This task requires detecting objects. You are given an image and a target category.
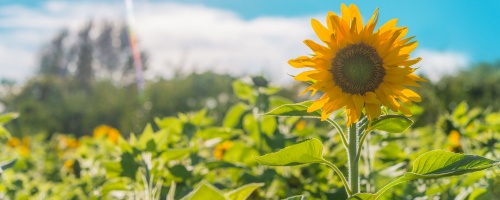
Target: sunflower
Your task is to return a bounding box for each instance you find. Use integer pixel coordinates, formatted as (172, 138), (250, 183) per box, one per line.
(289, 3), (426, 125)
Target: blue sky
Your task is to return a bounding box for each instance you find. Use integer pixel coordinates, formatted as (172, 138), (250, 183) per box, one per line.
(0, 0), (499, 82)
(170, 0), (500, 63)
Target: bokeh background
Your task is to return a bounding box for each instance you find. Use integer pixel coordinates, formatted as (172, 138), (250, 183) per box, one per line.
(0, 0), (499, 136)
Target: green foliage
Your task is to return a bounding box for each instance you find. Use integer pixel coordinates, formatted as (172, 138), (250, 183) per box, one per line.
(1, 73), (500, 200)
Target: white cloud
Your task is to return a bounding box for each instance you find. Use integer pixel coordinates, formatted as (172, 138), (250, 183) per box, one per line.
(414, 49), (469, 82)
(0, 1), (315, 83)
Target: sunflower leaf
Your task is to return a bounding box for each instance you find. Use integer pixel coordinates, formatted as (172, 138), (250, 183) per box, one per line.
(406, 150), (500, 179)
(369, 150), (500, 199)
(254, 138), (324, 166)
(264, 101), (318, 118)
(369, 115), (412, 133)
(180, 183), (227, 200)
(225, 183), (264, 200)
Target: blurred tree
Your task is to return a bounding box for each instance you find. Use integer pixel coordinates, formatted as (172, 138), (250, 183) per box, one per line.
(75, 22), (94, 86)
(38, 29), (69, 77)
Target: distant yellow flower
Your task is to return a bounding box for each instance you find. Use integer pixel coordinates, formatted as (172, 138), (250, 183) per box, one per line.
(290, 3), (426, 125)
(93, 125), (121, 144)
(214, 141), (232, 160)
(295, 120), (307, 131)
(64, 159), (75, 173)
(448, 130), (463, 153)
(7, 137), (20, 147)
(7, 137), (30, 156)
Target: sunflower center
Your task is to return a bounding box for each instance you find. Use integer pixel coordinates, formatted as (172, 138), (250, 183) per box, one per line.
(331, 43), (385, 94)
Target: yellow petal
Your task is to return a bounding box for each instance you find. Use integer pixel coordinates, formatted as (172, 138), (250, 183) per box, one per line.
(364, 92), (380, 104)
(365, 103), (381, 121)
(326, 11), (337, 32)
(400, 41), (418, 54)
(308, 95), (329, 112)
(407, 73), (427, 82)
(294, 70), (317, 81)
(401, 57), (422, 67)
(311, 19), (331, 43)
(379, 19), (398, 33)
(349, 4), (363, 32)
(304, 39), (331, 56)
(352, 94), (365, 117)
(340, 3), (351, 25)
(288, 56), (315, 68)
(331, 15), (351, 42)
(398, 104), (412, 116)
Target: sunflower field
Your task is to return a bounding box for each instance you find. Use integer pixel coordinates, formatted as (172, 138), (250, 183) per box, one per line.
(1, 2), (500, 200)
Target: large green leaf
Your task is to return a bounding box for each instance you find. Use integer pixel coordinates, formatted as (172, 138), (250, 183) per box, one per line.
(254, 138), (324, 166)
(406, 150), (499, 179)
(225, 183), (264, 200)
(181, 183), (227, 200)
(264, 101), (318, 117)
(356, 150), (500, 200)
(368, 115), (413, 133)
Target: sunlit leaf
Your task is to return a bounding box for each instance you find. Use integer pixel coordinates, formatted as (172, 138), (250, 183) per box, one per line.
(233, 80), (255, 102)
(225, 183), (264, 200)
(370, 150), (500, 199)
(160, 148), (190, 162)
(269, 96), (293, 109)
(0, 112), (19, 124)
(155, 117), (183, 134)
(196, 127), (242, 140)
(369, 115), (413, 133)
(406, 150), (499, 179)
(264, 101), (318, 118)
(261, 116), (277, 137)
(101, 178), (129, 196)
(255, 138), (324, 166)
(180, 183), (227, 200)
(223, 103), (248, 128)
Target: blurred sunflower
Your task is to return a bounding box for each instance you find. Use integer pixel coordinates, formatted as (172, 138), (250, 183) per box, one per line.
(7, 137), (30, 157)
(93, 125), (121, 144)
(214, 141), (232, 160)
(289, 3), (426, 125)
(448, 130), (463, 153)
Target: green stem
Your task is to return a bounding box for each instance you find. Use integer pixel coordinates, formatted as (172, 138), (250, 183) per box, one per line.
(348, 122), (359, 194)
(322, 159), (352, 196)
(327, 119), (348, 151)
